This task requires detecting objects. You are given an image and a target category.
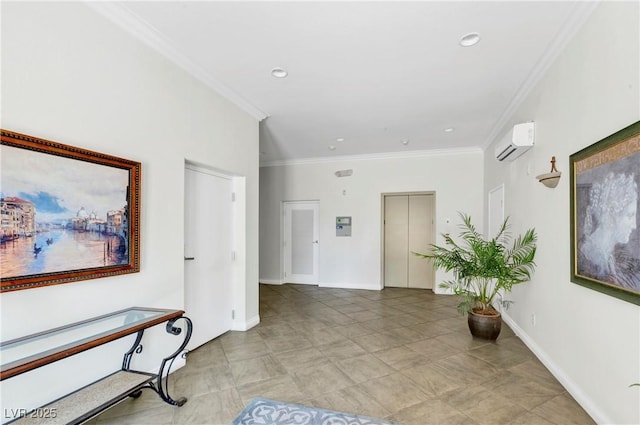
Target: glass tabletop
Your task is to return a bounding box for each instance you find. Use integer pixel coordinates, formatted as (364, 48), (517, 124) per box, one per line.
(0, 307), (183, 380)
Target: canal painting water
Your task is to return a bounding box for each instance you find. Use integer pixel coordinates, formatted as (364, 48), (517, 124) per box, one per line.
(1, 229), (126, 279)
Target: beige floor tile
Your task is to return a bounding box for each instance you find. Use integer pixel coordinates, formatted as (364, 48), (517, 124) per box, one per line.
(172, 363), (236, 397)
(336, 385), (393, 419)
(431, 352), (500, 386)
(235, 374), (307, 405)
(468, 339), (534, 369)
(508, 359), (567, 394)
(347, 309), (387, 322)
(272, 346), (330, 372)
(530, 393), (596, 424)
(434, 315), (469, 330)
(360, 316), (407, 332)
(404, 337), (460, 360)
(434, 331), (493, 352)
(317, 338), (368, 360)
(442, 384), (528, 425)
(351, 331), (408, 353)
(401, 363), (465, 397)
(183, 341), (228, 369)
(359, 372), (430, 411)
(262, 332), (313, 353)
(333, 322), (376, 339)
(488, 372), (563, 410)
(506, 411), (556, 425)
(331, 303), (370, 315)
(228, 354), (287, 386)
(389, 399), (478, 425)
(320, 296), (358, 307)
(407, 321), (452, 339)
(334, 353), (396, 383)
(254, 323), (298, 338)
(395, 302), (435, 315)
(304, 327), (350, 346)
(374, 346), (429, 371)
(218, 330), (263, 350)
(222, 340), (271, 362)
(291, 362), (356, 398)
(287, 319), (329, 334)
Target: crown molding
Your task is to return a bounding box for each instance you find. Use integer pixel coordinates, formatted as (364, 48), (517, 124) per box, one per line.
(86, 2), (269, 122)
(482, 1), (600, 149)
(260, 146), (483, 167)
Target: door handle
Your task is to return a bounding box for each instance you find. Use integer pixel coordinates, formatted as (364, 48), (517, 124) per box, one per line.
(313, 240), (319, 244)
(184, 256), (195, 261)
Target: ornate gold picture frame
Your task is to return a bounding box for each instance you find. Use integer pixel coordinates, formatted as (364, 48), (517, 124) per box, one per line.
(1, 130), (141, 292)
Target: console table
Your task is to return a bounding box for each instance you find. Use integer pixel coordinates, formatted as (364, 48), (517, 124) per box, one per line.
(0, 307), (193, 424)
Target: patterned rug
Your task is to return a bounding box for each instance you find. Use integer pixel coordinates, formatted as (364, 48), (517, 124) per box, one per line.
(232, 397), (401, 425)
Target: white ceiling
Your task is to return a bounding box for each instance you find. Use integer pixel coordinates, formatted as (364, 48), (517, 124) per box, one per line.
(93, 1), (597, 165)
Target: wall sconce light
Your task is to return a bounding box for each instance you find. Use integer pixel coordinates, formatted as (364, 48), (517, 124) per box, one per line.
(536, 156), (562, 188)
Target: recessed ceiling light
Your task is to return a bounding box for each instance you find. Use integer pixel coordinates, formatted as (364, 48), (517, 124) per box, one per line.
(336, 138), (345, 142)
(444, 127), (455, 133)
(328, 145), (336, 151)
(459, 32), (481, 47)
(401, 139), (410, 146)
(271, 67), (288, 78)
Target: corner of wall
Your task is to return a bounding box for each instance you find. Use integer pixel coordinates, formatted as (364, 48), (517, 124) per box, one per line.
(231, 315), (260, 331)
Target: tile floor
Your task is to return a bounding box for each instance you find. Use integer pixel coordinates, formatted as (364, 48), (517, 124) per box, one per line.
(92, 284), (595, 425)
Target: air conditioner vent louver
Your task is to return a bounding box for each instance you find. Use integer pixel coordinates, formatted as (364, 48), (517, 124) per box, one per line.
(496, 146), (517, 161)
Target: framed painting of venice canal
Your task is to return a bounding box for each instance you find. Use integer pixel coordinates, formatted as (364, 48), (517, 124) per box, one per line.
(1, 130), (140, 292)
(570, 120), (640, 305)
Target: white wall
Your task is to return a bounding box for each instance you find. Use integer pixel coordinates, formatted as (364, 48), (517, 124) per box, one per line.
(484, 2), (640, 424)
(260, 150), (484, 290)
(0, 2), (259, 417)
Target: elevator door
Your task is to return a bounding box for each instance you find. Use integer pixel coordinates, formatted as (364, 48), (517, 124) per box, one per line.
(384, 194), (435, 289)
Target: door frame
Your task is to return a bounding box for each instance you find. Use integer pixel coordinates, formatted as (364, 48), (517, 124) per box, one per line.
(380, 191), (436, 289)
(282, 200), (320, 284)
(184, 160), (248, 331)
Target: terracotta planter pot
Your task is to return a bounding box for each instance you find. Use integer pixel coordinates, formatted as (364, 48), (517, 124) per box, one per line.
(467, 309), (502, 340)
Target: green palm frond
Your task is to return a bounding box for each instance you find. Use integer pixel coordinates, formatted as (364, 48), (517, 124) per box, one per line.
(416, 212), (537, 315)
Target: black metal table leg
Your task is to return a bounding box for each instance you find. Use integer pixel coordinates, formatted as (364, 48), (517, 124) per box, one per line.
(122, 330), (144, 371)
(150, 316), (193, 406)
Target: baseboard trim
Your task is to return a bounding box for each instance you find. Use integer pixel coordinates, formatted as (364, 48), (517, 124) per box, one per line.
(231, 314), (260, 331)
(319, 282), (383, 291)
(501, 313), (606, 424)
(259, 279), (284, 285)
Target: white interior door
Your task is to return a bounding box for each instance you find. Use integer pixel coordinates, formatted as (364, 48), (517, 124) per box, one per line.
(284, 201), (319, 284)
(384, 194), (435, 289)
(184, 165), (233, 351)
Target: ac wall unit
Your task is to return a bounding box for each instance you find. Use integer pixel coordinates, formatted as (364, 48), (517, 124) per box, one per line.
(494, 122), (535, 161)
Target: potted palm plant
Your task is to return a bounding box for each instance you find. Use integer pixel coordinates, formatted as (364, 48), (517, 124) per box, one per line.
(415, 212), (537, 340)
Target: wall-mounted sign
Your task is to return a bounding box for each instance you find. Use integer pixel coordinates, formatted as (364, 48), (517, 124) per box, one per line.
(336, 216), (352, 237)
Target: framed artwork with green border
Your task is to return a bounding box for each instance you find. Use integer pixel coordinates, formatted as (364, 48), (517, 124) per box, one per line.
(570, 120), (640, 305)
